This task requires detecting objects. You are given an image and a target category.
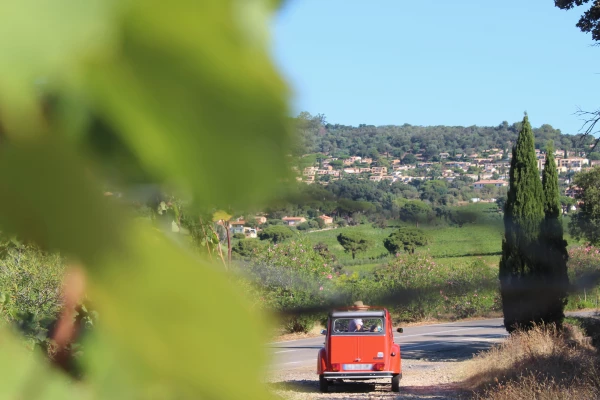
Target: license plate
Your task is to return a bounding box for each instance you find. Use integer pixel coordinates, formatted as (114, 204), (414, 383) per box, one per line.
(342, 364), (373, 371)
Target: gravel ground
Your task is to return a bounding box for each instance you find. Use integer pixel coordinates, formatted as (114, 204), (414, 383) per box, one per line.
(266, 359), (471, 400)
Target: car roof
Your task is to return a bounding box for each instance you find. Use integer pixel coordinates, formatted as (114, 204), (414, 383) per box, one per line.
(330, 310), (386, 318)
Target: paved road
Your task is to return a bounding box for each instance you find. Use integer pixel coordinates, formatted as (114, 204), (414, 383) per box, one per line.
(267, 311), (599, 371)
(268, 318), (508, 371)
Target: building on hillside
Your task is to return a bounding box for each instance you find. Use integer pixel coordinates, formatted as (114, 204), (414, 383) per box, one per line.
(230, 220), (245, 234)
(344, 168), (359, 174)
(439, 152), (450, 159)
(473, 180), (508, 189)
(591, 160), (600, 167)
(304, 175), (315, 184)
(362, 157), (373, 164)
(303, 167), (317, 176)
(282, 216), (307, 226)
(255, 216), (267, 224)
(369, 175), (383, 182)
(243, 227), (257, 238)
(318, 215), (333, 225)
(371, 167), (387, 175)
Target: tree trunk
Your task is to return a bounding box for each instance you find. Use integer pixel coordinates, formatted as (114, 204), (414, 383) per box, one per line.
(225, 222), (232, 269)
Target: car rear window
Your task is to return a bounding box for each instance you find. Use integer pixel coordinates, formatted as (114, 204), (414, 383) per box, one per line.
(332, 317), (384, 334)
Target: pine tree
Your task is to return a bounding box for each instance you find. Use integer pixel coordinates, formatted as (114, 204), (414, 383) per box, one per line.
(499, 114), (545, 332)
(539, 141), (569, 327)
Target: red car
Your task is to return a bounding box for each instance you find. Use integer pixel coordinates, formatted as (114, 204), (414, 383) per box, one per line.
(317, 304), (403, 392)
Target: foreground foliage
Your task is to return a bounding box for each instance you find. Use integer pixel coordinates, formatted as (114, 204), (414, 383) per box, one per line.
(0, 0), (292, 398)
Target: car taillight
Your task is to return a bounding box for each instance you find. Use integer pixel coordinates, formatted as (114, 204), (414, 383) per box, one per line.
(331, 363), (341, 372)
(373, 363), (385, 371)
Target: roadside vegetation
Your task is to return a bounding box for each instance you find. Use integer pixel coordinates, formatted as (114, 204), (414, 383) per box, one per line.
(463, 320), (600, 399)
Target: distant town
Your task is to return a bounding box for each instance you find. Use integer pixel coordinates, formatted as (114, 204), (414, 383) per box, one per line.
(296, 148), (597, 200)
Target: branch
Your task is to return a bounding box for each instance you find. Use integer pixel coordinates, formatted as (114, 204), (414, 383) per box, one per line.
(574, 106), (600, 153)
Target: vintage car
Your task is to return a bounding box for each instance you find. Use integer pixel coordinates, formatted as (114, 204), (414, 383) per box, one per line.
(316, 305), (403, 392)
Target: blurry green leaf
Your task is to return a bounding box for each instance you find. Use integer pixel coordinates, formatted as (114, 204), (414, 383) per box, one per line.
(213, 211), (232, 222)
(85, 221), (275, 399)
(0, 328), (87, 399)
(0, 139), (124, 264)
(86, 0), (292, 209)
(0, 0), (116, 133)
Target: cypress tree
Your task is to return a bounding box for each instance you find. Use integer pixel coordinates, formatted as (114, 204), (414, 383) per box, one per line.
(539, 141), (569, 327)
(499, 114), (545, 332)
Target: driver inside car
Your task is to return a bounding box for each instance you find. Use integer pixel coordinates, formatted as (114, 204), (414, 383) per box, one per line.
(348, 318), (363, 332)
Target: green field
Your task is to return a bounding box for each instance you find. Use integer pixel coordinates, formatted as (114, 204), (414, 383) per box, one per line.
(302, 203), (583, 276)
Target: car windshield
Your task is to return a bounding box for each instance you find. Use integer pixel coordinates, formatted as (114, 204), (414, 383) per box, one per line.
(332, 317), (384, 334)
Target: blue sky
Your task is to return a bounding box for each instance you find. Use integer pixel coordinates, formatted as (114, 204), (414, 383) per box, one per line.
(271, 0), (600, 134)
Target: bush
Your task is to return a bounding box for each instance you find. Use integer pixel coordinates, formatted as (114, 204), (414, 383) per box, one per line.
(368, 253), (500, 322)
(258, 225), (295, 243)
(0, 239), (75, 349)
(232, 239), (264, 259)
(246, 238), (336, 333)
(566, 245), (600, 310)
(295, 222), (310, 231)
(232, 233), (246, 240)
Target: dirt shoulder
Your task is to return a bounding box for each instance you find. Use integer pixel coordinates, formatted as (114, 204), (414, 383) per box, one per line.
(267, 359), (471, 399)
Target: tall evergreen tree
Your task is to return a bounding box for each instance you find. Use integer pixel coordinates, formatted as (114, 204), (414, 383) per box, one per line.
(539, 141), (569, 327)
(499, 114), (545, 332)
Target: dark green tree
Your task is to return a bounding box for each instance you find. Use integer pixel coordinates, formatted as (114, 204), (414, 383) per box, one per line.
(336, 232), (372, 259)
(555, 0), (600, 41)
(499, 114), (546, 332)
(383, 227), (429, 254)
(399, 200), (433, 227)
(569, 166), (600, 245)
(538, 141), (569, 328)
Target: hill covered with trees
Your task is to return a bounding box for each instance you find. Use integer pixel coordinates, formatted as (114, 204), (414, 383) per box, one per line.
(292, 112), (597, 161)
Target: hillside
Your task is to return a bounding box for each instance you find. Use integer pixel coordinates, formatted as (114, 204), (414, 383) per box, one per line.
(293, 112), (597, 160)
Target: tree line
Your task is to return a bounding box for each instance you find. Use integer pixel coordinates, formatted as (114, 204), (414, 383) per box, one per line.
(292, 111), (598, 161)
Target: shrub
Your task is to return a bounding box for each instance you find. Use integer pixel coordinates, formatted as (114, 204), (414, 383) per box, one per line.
(258, 225), (295, 243)
(232, 239), (264, 259)
(295, 222), (310, 231)
(246, 238), (336, 333)
(0, 240), (66, 342)
(566, 245), (600, 309)
(232, 233), (246, 240)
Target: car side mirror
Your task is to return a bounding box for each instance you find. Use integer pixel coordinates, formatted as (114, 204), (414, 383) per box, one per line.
(396, 328), (403, 333)
(321, 329), (327, 335)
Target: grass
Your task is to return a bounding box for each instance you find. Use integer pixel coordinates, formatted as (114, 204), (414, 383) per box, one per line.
(303, 224), (394, 264)
(462, 323), (600, 399)
(303, 215), (505, 272)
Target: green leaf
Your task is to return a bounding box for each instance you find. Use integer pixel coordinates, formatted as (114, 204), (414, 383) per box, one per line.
(0, 0), (116, 133)
(0, 139), (124, 264)
(84, 0), (292, 209)
(0, 328), (87, 399)
(84, 221), (275, 399)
